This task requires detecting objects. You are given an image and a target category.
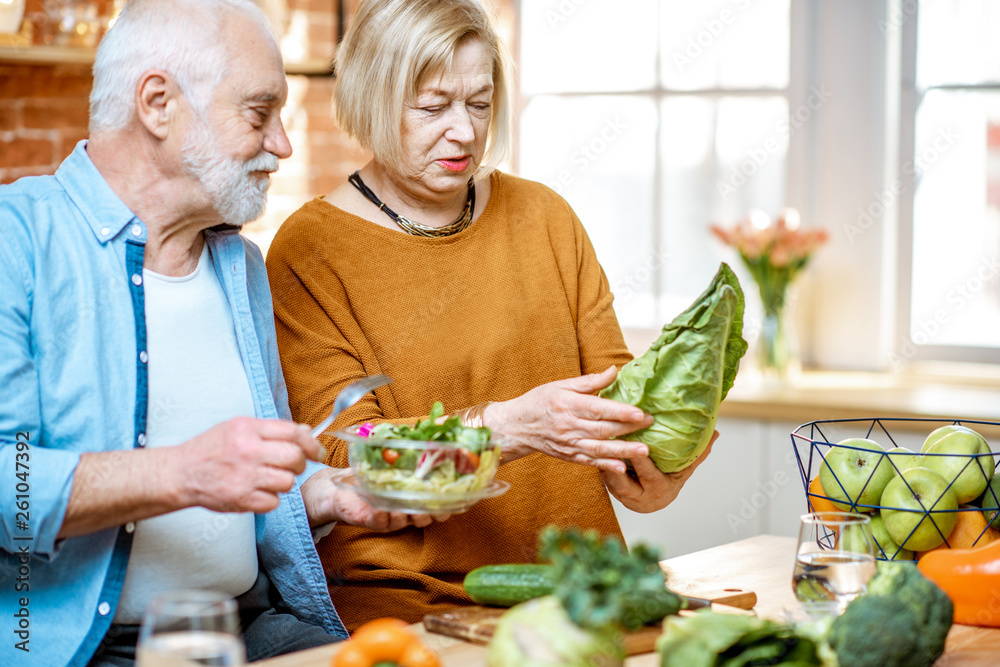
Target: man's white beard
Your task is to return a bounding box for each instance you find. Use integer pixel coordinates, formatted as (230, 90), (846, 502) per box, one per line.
(181, 118), (279, 227)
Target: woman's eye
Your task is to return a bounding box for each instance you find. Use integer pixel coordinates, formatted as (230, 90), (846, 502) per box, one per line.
(421, 106), (443, 114)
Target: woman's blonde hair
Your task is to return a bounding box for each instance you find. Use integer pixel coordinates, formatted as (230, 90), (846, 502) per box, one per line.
(334, 0), (512, 176)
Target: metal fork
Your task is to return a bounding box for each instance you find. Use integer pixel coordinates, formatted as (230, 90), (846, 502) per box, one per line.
(310, 374), (393, 439)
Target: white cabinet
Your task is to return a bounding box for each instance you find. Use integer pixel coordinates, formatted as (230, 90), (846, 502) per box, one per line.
(612, 417), (809, 558)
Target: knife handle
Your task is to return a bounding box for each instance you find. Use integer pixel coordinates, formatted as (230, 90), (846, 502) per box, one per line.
(684, 588), (757, 610)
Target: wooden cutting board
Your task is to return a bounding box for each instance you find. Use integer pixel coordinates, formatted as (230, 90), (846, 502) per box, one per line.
(423, 589), (756, 656)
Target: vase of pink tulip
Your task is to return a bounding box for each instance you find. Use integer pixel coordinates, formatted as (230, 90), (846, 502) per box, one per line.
(711, 208), (828, 382)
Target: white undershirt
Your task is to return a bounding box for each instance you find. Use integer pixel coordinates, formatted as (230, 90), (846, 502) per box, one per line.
(114, 243), (259, 624)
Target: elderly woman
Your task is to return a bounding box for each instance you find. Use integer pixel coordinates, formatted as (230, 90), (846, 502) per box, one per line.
(266, 0), (714, 629)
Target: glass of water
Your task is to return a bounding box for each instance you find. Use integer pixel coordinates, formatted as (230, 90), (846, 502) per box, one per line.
(792, 512), (877, 616)
(137, 589), (246, 666)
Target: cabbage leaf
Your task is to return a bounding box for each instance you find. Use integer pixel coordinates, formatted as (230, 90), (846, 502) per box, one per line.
(599, 263), (747, 473)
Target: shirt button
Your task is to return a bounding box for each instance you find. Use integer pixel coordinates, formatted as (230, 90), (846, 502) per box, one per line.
(139, 351), (148, 364)
(137, 433), (147, 446)
(100, 227), (110, 236)
(98, 601), (111, 616)
(131, 224), (142, 237)
(131, 274), (142, 286)
(232, 264), (238, 274)
(125, 522), (136, 534)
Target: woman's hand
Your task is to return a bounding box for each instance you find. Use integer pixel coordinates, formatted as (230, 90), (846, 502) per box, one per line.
(601, 431), (718, 513)
(300, 467), (451, 532)
(484, 366), (654, 474)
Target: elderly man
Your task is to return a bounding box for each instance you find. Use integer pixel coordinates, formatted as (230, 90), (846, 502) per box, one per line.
(0, 1), (440, 665)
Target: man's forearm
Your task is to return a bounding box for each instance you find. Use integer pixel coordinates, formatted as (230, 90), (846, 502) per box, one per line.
(58, 448), (188, 539)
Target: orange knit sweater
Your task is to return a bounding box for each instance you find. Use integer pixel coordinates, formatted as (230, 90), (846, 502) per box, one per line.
(266, 172), (632, 630)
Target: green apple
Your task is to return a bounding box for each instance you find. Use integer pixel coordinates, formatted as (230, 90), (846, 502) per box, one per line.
(980, 473), (1000, 530)
(818, 438), (893, 512)
(840, 512), (913, 560)
(881, 467), (958, 552)
(922, 428), (995, 504)
(869, 513), (914, 560)
(921, 424), (973, 452)
(885, 447), (922, 477)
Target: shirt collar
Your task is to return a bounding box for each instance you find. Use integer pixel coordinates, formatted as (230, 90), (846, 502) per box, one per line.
(55, 140), (143, 245)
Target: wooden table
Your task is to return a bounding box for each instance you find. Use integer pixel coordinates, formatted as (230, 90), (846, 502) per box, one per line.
(256, 535), (1000, 666)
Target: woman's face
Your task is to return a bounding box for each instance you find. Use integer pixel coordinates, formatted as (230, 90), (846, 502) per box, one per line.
(397, 38), (493, 200)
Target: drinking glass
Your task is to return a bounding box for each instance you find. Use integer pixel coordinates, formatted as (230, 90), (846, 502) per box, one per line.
(137, 589), (246, 666)
(792, 512), (877, 616)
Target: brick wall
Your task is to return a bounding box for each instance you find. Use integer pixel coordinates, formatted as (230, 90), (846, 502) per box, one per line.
(0, 63), (92, 183)
(0, 0), (512, 254)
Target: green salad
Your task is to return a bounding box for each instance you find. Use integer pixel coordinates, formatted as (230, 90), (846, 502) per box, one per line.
(354, 402), (499, 495)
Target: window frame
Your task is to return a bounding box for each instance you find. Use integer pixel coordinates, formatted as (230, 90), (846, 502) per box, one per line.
(514, 0), (795, 333)
(894, 0), (1000, 368)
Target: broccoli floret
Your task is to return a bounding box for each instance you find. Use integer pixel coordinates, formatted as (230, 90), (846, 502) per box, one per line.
(825, 561), (953, 667)
(827, 596), (916, 667)
(864, 561), (953, 665)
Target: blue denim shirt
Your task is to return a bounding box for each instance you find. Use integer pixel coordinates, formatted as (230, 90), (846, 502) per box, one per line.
(0, 141), (347, 666)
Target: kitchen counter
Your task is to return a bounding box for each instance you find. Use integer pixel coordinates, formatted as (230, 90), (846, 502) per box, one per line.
(256, 535), (1000, 666)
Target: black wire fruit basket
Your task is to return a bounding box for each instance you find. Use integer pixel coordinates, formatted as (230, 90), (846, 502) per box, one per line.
(791, 418), (1000, 560)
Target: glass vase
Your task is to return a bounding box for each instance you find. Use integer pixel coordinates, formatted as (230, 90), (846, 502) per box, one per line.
(757, 298), (800, 385)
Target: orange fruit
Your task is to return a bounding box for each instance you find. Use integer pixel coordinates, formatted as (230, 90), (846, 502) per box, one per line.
(331, 642), (374, 667)
(917, 506), (1000, 558)
(398, 641), (441, 667)
(350, 618), (417, 662)
(808, 475), (841, 515)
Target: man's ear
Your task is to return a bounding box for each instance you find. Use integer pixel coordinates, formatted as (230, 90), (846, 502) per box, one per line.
(135, 70), (176, 140)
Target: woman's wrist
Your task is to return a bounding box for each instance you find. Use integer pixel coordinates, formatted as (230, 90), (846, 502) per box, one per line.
(479, 401), (530, 464)
(456, 401), (493, 428)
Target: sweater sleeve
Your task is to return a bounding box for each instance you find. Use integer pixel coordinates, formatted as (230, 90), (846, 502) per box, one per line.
(566, 207), (633, 375)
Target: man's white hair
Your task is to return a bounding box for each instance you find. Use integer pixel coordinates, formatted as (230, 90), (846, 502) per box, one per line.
(89, 0), (274, 134)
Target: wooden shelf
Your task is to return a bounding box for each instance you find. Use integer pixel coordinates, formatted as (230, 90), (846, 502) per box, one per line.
(0, 44), (93, 65)
(0, 45), (332, 75)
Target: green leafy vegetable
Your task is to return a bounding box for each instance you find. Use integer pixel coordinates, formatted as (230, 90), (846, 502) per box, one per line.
(486, 596), (625, 667)
(657, 612), (825, 667)
(538, 526), (684, 632)
(486, 527), (685, 667)
(599, 263), (747, 472)
(354, 402), (497, 496)
(369, 401), (491, 446)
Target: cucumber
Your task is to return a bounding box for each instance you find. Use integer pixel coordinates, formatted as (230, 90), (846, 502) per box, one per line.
(463, 564), (557, 607)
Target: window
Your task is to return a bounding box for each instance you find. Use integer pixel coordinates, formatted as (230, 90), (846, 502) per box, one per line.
(517, 0), (791, 330)
(898, 0), (1000, 365)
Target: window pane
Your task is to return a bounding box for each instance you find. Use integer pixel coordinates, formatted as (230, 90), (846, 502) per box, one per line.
(519, 96), (658, 327)
(660, 96), (788, 319)
(917, 0), (1000, 87)
(520, 0), (658, 94)
(659, 0), (789, 91)
(910, 90), (1000, 349)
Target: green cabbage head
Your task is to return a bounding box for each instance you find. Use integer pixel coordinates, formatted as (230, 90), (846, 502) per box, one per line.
(487, 596), (625, 667)
(599, 263), (747, 473)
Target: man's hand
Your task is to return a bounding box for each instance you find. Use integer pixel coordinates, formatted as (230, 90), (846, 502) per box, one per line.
(58, 418), (324, 539)
(177, 418), (323, 514)
(601, 431), (718, 513)
(300, 467), (451, 532)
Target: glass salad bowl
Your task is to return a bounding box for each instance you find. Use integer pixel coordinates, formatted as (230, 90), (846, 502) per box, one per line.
(334, 422), (509, 514)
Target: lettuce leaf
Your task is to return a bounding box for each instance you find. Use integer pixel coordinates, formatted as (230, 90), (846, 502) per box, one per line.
(599, 263), (747, 473)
